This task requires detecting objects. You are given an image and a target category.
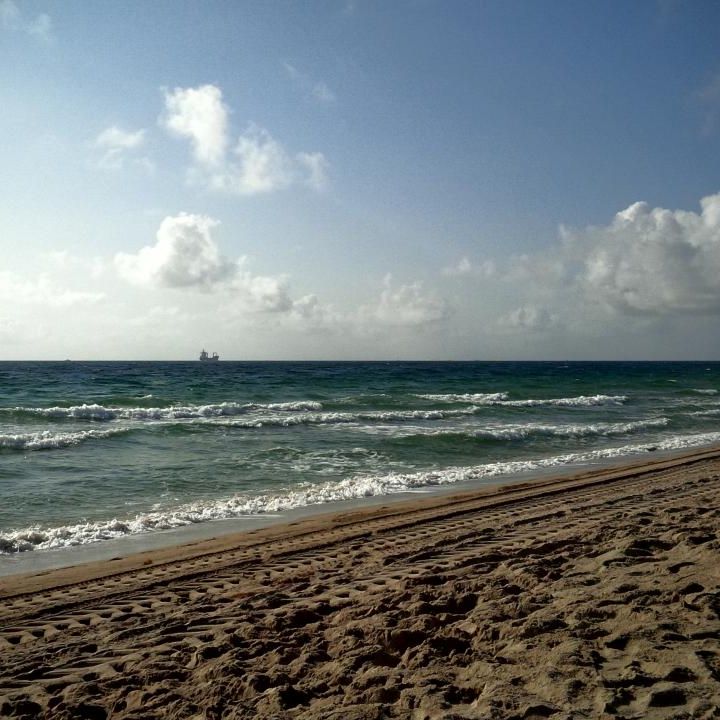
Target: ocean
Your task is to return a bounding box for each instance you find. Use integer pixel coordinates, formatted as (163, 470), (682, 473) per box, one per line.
(1, 361), (719, 561)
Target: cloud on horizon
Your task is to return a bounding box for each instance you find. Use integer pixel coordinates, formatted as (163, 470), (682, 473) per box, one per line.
(569, 193), (720, 315)
(462, 191), (720, 342)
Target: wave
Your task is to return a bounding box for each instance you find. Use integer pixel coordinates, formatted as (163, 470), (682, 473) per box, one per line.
(498, 394), (627, 408)
(415, 392), (509, 402)
(692, 389), (718, 395)
(0, 394), (627, 426)
(414, 392), (626, 407)
(220, 407), (490, 428)
(1, 400), (324, 422)
(214, 397), (628, 429)
(688, 409), (720, 417)
(4, 429), (719, 553)
(0, 428), (131, 451)
(388, 417), (670, 442)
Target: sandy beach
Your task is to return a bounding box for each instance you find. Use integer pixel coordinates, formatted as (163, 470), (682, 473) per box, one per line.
(2, 448), (720, 719)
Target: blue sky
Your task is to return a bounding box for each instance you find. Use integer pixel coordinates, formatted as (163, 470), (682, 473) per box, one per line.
(2, 0), (720, 359)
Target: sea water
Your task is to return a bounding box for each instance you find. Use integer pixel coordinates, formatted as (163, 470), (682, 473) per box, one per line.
(1, 361), (719, 557)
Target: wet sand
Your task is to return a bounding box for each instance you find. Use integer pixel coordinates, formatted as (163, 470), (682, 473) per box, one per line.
(2, 447), (720, 719)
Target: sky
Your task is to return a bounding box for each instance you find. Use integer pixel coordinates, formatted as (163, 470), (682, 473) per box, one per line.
(2, 0), (720, 360)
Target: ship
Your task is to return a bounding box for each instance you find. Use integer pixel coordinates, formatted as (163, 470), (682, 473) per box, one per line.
(199, 349), (220, 362)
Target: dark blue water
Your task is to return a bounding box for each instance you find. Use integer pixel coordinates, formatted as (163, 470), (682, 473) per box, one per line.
(1, 361), (719, 553)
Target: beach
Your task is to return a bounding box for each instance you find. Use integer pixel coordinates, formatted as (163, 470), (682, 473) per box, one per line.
(3, 447), (720, 719)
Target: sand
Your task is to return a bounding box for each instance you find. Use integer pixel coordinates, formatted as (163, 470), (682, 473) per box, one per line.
(3, 449), (720, 719)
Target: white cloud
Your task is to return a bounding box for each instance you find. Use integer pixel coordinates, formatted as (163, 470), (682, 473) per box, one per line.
(43, 250), (106, 279)
(161, 84), (328, 195)
(96, 126), (145, 150)
(114, 213), (316, 316)
(204, 125), (328, 196)
(0, 271), (105, 307)
(161, 85), (229, 167)
(567, 193), (720, 315)
(476, 191), (720, 344)
(235, 266), (293, 312)
(115, 213), (235, 290)
(93, 125), (148, 170)
(214, 125), (294, 194)
(1, 1), (52, 40)
(362, 275), (450, 327)
(283, 62), (336, 104)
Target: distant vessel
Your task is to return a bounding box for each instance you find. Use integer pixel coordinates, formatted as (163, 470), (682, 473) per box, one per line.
(199, 349), (220, 362)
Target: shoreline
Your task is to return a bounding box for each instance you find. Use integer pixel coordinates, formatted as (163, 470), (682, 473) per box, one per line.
(3, 444), (720, 717)
(2, 443), (719, 593)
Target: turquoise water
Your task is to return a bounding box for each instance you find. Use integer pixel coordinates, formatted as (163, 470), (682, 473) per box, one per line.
(1, 361), (719, 553)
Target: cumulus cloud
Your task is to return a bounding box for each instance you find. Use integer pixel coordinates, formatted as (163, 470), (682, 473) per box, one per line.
(481, 191), (720, 341)
(161, 85), (229, 166)
(1, 0), (52, 40)
(162, 84), (328, 195)
(236, 267), (294, 312)
(283, 62), (336, 104)
(566, 193), (720, 315)
(93, 125), (149, 171)
(114, 213), (318, 316)
(210, 125), (294, 195)
(115, 214), (235, 290)
(362, 275), (450, 327)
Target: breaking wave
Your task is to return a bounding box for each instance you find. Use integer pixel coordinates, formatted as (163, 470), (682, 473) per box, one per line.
(415, 392), (509, 402)
(386, 417), (670, 441)
(2, 401), (324, 422)
(498, 394), (628, 407)
(0, 428), (131, 451)
(3, 429), (718, 553)
(417, 393), (627, 407)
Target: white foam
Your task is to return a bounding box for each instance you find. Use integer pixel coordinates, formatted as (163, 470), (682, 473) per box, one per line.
(4, 429), (719, 553)
(219, 406), (486, 428)
(692, 389), (718, 395)
(0, 428), (130, 451)
(386, 417), (670, 440)
(5, 400), (324, 421)
(498, 394), (628, 407)
(415, 392), (509, 402)
(414, 392), (626, 407)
